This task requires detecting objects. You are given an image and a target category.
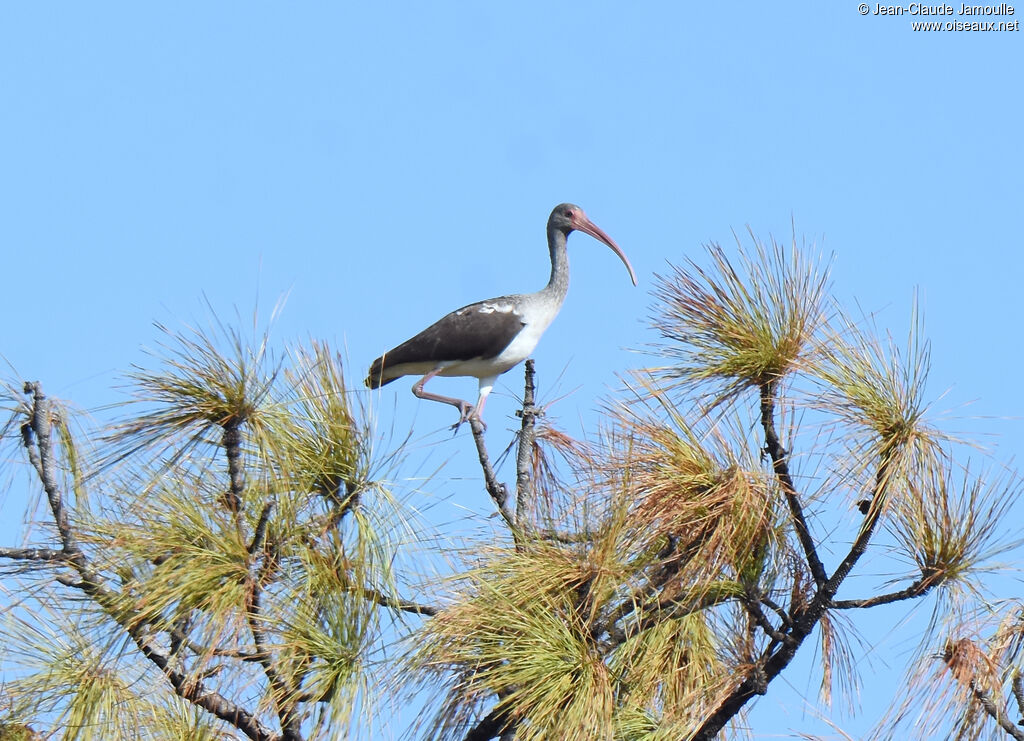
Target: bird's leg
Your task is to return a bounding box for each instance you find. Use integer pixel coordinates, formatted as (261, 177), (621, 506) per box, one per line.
(413, 370), (476, 430)
(467, 378), (497, 433)
(473, 395), (488, 421)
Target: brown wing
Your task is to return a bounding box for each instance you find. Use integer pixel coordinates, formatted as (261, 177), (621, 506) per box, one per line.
(366, 300), (525, 388)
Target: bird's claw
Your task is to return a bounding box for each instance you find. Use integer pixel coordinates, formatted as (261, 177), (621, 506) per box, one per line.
(450, 403), (485, 434)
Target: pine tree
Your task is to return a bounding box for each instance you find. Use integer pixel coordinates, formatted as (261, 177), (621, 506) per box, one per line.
(2, 232), (1019, 739)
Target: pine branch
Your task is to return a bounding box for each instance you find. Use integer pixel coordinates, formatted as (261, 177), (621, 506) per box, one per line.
(1014, 672), (1024, 723)
(19, 382), (278, 741)
(130, 626), (280, 741)
(608, 587), (737, 647)
(758, 594), (795, 629)
(598, 536), (687, 643)
(166, 623), (261, 662)
(692, 405), (901, 741)
(19, 421), (45, 481)
(971, 682), (1024, 741)
(533, 528), (593, 543)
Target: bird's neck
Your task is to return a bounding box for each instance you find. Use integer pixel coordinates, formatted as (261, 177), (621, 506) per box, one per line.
(539, 225), (570, 307)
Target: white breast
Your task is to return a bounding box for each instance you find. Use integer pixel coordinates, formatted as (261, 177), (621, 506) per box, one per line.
(492, 312), (553, 369)
(436, 300), (559, 379)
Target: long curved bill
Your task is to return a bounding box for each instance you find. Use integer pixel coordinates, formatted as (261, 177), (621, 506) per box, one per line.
(572, 211), (639, 287)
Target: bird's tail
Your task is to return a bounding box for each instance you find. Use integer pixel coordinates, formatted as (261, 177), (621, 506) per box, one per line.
(365, 356), (396, 389)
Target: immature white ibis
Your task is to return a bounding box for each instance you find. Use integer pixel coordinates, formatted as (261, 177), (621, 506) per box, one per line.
(365, 203), (637, 428)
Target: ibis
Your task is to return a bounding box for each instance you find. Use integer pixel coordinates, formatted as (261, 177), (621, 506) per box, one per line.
(365, 203), (637, 428)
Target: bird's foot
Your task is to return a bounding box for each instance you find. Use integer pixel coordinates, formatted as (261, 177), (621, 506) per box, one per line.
(450, 403), (485, 434)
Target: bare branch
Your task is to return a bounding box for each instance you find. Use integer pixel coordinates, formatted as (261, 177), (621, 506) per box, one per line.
(821, 449), (897, 598)
(463, 705), (510, 741)
(222, 419), (245, 513)
(691, 445), (900, 739)
(830, 576), (935, 609)
(741, 593), (794, 646)
(19, 422), (45, 480)
(23, 383), (79, 557)
(245, 548), (302, 741)
(469, 419), (516, 534)
(759, 594), (795, 629)
(514, 359), (538, 533)
(248, 501), (274, 555)
(759, 380), (827, 586)
(0, 547), (69, 563)
(1014, 672), (1024, 722)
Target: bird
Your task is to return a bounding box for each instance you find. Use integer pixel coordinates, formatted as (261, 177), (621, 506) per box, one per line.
(365, 203), (637, 428)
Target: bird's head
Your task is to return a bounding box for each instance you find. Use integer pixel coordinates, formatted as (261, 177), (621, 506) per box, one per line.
(549, 203), (638, 287)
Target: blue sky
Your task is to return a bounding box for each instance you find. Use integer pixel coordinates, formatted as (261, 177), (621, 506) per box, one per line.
(1, 3), (1021, 738)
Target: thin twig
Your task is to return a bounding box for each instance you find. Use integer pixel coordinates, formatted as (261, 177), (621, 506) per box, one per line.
(741, 592), (793, 645)
(829, 577), (934, 609)
(759, 594), (795, 628)
(359, 587), (439, 616)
